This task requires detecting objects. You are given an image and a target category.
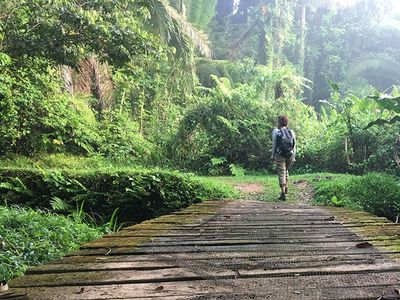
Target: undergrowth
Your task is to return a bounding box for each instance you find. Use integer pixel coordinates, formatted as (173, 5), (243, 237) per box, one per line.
(0, 205), (104, 282)
(306, 173), (400, 221)
(0, 163), (236, 224)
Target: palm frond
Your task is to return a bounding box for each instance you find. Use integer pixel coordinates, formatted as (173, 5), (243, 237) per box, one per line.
(75, 56), (114, 113)
(60, 65), (74, 94)
(184, 0), (218, 30)
(150, 0), (212, 58)
(50, 196), (72, 212)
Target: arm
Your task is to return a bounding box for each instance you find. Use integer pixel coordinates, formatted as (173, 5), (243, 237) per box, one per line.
(271, 129), (278, 159)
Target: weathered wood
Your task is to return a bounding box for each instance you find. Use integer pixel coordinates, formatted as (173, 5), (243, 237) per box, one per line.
(7, 200), (400, 299)
(10, 263), (400, 288)
(8, 273), (400, 299)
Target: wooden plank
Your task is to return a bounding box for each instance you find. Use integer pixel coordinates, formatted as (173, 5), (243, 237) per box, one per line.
(54, 250), (396, 266)
(24, 257), (394, 278)
(6, 200), (400, 299)
(8, 272), (400, 299)
(10, 262), (400, 288)
(67, 244), (395, 257)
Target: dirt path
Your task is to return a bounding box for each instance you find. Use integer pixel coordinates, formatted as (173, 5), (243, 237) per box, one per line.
(233, 183), (264, 194)
(293, 179), (315, 204)
(7, 200), (400, 299)
(233, 179), (315, 204)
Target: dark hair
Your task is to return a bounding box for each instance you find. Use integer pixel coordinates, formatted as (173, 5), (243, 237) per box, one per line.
(278, 115), (289, 127)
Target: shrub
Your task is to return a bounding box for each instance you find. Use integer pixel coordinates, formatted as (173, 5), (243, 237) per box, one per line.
(0, 167), (233, 224)
(311, 173), (400, 221)
(0, 206), (102, 282)
(97, 113), (154, 162)
(348, 173), (400, 221)
(312, 174), (360, 209)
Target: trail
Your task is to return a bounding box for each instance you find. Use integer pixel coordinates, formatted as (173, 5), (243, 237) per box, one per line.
(6, 200), (400, 299)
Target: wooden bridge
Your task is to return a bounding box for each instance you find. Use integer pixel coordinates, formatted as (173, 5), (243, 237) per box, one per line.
(4, 200), (400, 299)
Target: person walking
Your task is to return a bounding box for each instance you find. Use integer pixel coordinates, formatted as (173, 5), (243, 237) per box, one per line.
(271, 116), (296, 201)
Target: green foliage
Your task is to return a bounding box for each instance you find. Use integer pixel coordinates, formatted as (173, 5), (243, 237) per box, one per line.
(298, 83), (400, 175)
(0, 205), (102, 282)
(229, 164), (245, 177)
(98, 113), (154, 161)
(311, 173), (400, 221)
(171, 79), (272, 172)
(366, 90), (400, 128)
(311, 174), (359, 208)
(183, 0), (218, 30)
(348, 173), (400, 220)
(0, 58), (100, 155)
(0, 167), (233, 224)
(171, 62), (317, 173)
(1, 0), (160, 66)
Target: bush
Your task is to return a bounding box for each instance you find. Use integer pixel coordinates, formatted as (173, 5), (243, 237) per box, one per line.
(0, 167), (233, 224)
(170, 72), (317, 173)
(348, 173), (400, 220)
(311, 173), (400, 221)
(0, 206), (102, 282)
(311, 174), (360, 208)
(97, 113), (154, 162)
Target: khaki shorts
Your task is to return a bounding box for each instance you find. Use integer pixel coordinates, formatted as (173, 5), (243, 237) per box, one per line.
(276, 155), (294, 188)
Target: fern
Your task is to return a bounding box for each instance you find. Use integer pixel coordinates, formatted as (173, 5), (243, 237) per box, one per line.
(229, 164), (245, 177)
(211, 157), (227, 166)
(50, 197), (71, 212)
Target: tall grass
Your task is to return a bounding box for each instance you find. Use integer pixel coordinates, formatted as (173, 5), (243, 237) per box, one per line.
(0, 205), (104, 282)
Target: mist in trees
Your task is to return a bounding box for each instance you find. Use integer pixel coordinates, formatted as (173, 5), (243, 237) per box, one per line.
(0, 0), (399, 175)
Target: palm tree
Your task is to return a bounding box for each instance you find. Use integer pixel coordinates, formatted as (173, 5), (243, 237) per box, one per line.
(147, 0), (212, 59)
(60, 0), (214, 115)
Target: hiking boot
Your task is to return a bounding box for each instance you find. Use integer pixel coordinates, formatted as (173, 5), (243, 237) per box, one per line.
(284, 187), (288, 194)
(278, 192), (286, 201)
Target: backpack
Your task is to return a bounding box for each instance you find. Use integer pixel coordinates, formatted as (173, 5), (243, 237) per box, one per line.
(277, 128), (295, 158)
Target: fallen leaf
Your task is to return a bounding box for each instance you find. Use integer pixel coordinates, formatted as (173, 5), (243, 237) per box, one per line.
(294, 291), (301, 295)
(0, 282), (8, 292)
(356, 242), (373, 249)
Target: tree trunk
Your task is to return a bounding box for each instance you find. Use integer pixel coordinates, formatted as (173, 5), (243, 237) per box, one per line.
(296, 4), (306, 74)
(304, 7), (328, 107)
(257, 27), (267, 65)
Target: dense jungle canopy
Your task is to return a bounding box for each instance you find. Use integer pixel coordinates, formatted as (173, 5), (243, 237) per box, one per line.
(2, 0), (400, 284)
(1, 0), (400, 174)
